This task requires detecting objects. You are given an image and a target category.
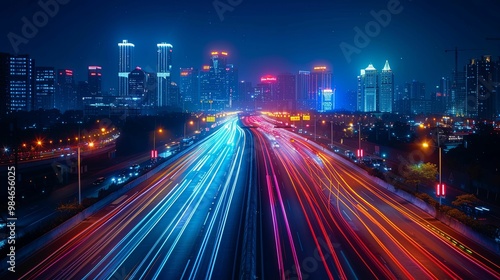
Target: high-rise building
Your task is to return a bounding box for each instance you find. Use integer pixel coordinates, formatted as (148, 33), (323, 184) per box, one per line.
(143, 72), (156, 107)
(319, 88), (335, 112)
(406, 80), (428, 114)
(128, 66), (147, 99)
(209, 51), (228, 107)
(199, 65), (211, 110)
(449, 68), (466, 116)
(226, 63), (238, 109)
(435, 77), (450, 114)
(311, 66), (332, 93)
(118, 39), (135, 96)
(56, 69), (75, 112)
(356, 73), (363, 112)
(410, 80), (426, 100)
(358, 64), (378, 112)
(179, 67), (199, 111)
(495, 59), (500, 118)
(168, 81), (180, 109)
(276, 73), (296, 111)
(199, 51), (236, 110)
(393, 84), (410, 114)
(311, 66), (333, 110)
(237, 80), (253, 110)
(88, 66), (102, 95)
(466, 58), (479, 118)
(0, 53), (8, 115)
(296, 70), (311, 110)
(254, 75), (277, 111)
(410, 99), (432, 114)
(0, 53), (35, 114)
(379, 60), (393, 113)
(466, 55), (498, 119)
(258, 75), (277, 102)
(276, 73), (295, 101)
(35, 66), (55, 110)
(157, 42), (173, 107)
(76, 80), (88, 110)
(344, 89), (357, 111)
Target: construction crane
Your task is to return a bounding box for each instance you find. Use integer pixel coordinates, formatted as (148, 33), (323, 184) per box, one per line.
(444, 47), (483, 115)
(444, 47), (483, 77)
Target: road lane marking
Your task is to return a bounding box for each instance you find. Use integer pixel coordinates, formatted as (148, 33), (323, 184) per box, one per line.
(112, 195), (128, 205)
(360, 190), (375, 202)
(203, 211), (210, 226)
(180, 259), (191, 279)
(296, 231), (304, 252)
(341, 250), (358, 280)
(342, 210), (352, 221)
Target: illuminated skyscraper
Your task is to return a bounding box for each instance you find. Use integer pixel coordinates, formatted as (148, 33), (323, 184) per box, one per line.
(128, 66), (147, 99)
(393, 84), (410, 114)
(258, 75), (277, 102)
(76, 80), (88, 110)
(466, 55), (498, 119)
(310, 66), (333, 110)
(0, 53), (7, 115)
(358, 64), (378, 112)
(180, 67), (199, 111)
(56, 69), (75, 112)
(199, 51), (236, 110)
(436, 77), (450, 113)
(356, 73), (363, 111)
(0, 53), (35, 114)
(157, 42), (173, 107)
(88, 66), (102, 95)
(276, 73), (296, 111)
(319, 88), (334, 112)
(297, 70), (311, 110)
(35, 66), (55, 110)
(226, 63), (238, 109)
(379, 60), (393, 113)
(237, 80), (253, 110)
(168, 81), (180, 108)
(209, 51), (228, 107)
(118, 40), (135, 96)
(199, 65), (211, 110)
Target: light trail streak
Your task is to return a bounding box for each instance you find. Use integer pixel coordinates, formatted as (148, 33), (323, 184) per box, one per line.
(20, 117), (248, 280)
(273, 142), (388, 279)
(254, 116), (458, 279)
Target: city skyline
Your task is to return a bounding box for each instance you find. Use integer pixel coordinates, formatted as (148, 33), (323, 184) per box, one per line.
(2, 0), (498, 97)
(2, 49), (499, 116)
(3, 2), (500, 278)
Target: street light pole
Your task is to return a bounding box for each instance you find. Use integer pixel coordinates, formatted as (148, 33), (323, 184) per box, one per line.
(330, 120), (333, 146)
(358, 123), (361, 158)
(77, 129), (81, 205)
(314, 114), (317, 142)
(77, 145), (81, 205)
(439, 146), (442, 206)
(438, 123), (442, 206)
(152, 118), (157, 160)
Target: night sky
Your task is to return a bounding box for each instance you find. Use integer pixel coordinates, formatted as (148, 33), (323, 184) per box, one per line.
(1, 0), (499, 103)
